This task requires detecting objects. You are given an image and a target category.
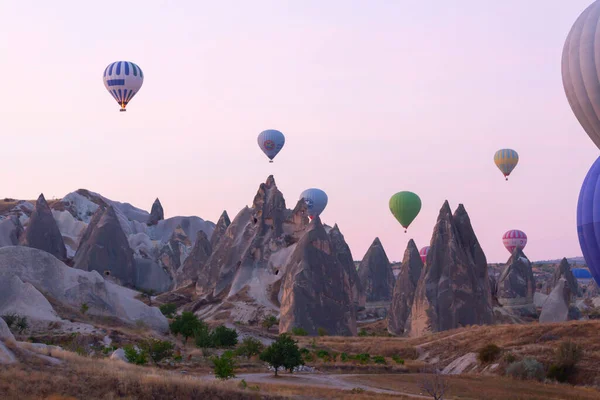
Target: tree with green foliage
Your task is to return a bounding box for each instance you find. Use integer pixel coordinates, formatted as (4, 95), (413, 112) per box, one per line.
(170, 312), (203, 343)
(140, 338), (174, 364)
(211, 325), (238, 348)
(194, 322), (213, 348)
(159, 303), (177, 318)
(212, 352), (236, 380)
(291, 327), (308, 336)
(2, 313), (29, 334)
(235, 337), (264, 358)
(260, 334), (303, 376)
(80, 303), (89, 315)
(123, 345), (148, 365)
(261, 315), (278, 330)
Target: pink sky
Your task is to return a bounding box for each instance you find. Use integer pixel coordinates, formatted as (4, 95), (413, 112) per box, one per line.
(0, 0), (597, 262)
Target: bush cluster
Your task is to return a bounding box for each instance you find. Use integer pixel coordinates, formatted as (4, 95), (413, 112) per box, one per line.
(169, 312), (238, 348)
(478, 344), (502, 363)
(505, 358), (545, 382)
(1, 313), (28, 334)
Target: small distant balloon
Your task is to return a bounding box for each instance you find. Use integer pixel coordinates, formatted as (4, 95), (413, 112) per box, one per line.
(494, 149), (519, 181)
(419, 246), (429, 264)
(502, 230), (527, 254)
(389, 192), (421, 233)
(103, 61), (144, 112)
(257, 130), (285, 162)
(300, 188), (328, 220)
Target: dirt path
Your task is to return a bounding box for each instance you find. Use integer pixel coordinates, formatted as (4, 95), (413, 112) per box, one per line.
(199, 372), (430, 398)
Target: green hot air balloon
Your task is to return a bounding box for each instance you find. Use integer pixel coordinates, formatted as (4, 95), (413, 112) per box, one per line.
(389, 192), (421, 233)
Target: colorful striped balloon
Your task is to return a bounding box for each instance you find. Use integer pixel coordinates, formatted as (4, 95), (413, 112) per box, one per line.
(419, 246), (429, 264)
(103, 61), (144, 112)
(502, 229), (527, 254)
(494, 149), (519, 181)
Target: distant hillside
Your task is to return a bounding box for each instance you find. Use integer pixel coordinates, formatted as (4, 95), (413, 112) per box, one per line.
(533, 256), (585, 266)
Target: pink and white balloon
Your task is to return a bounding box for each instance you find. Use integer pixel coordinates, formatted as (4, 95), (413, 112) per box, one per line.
(419, 246), (429, 264)
(502, 230), (527, 254)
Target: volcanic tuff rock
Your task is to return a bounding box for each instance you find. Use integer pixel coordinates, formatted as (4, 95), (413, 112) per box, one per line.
(148, 198), (164, 226)
(497, 249), (537, 318)
(539, 278), (575, 323)
(358, 238), (394, 303)
(0, 215), (23, 248)
(0, 246), (168, 332)
(388, 239), (423, 335)
(279, 217), (356, 336)
(210, 210), (231, 249)
(73, 206), (135, 287)
(329, 224), (365, 311)
(158, 225), (192, 278)
(176, 230), (212, 289)
(550, 258), (580, 300)
(20, 194), (67, 261)
(408, 201), (494, 337)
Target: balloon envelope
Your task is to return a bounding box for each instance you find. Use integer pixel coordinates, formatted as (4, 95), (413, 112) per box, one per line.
(103, 61), (144, 111)
(577, 156), (600, 286)
(502, 230), (527, 254)
(419, 246), (429, 264)
(389, 192), (421, 231)
(494, 149), (519, 180)
(300, 188), (328, 219)
(562, 1), (600, 150)
(257, 130), (285, 161)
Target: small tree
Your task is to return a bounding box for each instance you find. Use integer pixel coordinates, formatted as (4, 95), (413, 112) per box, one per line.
(123, 345), (148, 365)
(140, 289), (156, 306)
(140, 338), (174, 364)
(170, 312), (203, 343)
(194, 322), (213, 348)
(159, 303), (177, 318)
(211, 325), (238, 348)
(260, 334), (303, 376)
(420, 370), (449, 400)
(212, 352), (236, 380)
(261, 315), (278, 330)
(80, 303), (89, 314)
(235, 337), (264, 358)
(317, 327), (328, 337)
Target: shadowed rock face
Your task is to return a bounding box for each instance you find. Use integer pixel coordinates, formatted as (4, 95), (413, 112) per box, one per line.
(388, 239), (423, 335)
(329, 224), (365, 311)
(550, 258), (580, 300)
(539, 278), (573, 323)
(210, 211), (231, 249)
(279, 217), (356, 336)
(497, 249), (537, 318)
(158, 225), (192, 279)
(358, 238), (394, 303)
(20, 194), (67, 261)
(148, 198), (164, 226)
(408, 201), (493, 337)
(176, 230), (212, 289)
(73, 206), (135, 287)
(0, 216), (23, 248)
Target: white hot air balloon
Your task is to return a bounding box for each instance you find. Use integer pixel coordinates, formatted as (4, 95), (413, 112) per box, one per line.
(103, 61), (144, 112)
(300, 188), (328, 220)
(257, 129), (285, 162)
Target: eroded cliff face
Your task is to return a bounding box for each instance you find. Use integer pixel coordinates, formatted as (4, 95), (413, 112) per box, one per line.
(497, 249), (537, 318)
(279, 217), (356, 336)
(358, 237), (394, 303)
(408, 201), (494, 337)
(388, 239), (422, 335)
(329, 224), (365, 311)
(210, 211), (230, 249)
(20, 194), (66, 261)
(549, 258), (580, 300)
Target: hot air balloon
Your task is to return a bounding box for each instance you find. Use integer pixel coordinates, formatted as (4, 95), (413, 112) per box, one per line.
(494, 149), (519, 181)
(389, 192), (421, 233)
(502, 230), (527, 254)
(562, 1), (600, 150)
(419, 246), (429, 264)
(103, 61), (144, 112)
(300, 188), (328, 220)
(257, 130), (285, 162)
(577, 156), (600, 286)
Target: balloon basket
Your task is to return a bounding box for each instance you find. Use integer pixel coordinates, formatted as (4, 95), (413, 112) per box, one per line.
(120, 109), (127, 112)
(269, 160), (273, 163)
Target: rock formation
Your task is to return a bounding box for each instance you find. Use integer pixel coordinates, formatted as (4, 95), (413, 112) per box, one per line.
(388, 239), (423, 335)
(585, 279), (600, 298)
(357, 238), (395, 303)
(408, 201), (493, 337)
(329, 224), (365, 311)
(550, 258), (580, 300)
(158, 225), (192, 278)
(0, 216), (23, 248)
(19, 194), (67, 261)
(210, 210), (231, 249)
(497, 249), (537, 318)
(148, 198), (164, 226)
(539, 278), (576, 323)
(73, 206), (135, 287)
(0, 246), (168, 332)
(176, 230), (212, 289)
(279, 217), (356, 336)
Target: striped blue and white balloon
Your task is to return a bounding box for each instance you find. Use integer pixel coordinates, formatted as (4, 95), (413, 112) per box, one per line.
(103, 61), (144, 112)
(300, 188), (328, 219)
(257, 129), (285, 162)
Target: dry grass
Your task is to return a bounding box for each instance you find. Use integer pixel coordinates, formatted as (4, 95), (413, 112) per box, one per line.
(347, 374), (600, 400)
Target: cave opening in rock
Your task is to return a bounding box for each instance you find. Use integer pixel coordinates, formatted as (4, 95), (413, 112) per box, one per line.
(104, 270), (111, 276)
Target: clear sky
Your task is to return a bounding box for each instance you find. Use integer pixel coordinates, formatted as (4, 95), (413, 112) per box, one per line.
(0, 0), (597, 263)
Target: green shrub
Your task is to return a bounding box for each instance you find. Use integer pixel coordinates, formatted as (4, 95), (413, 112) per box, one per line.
(354, 353), (370, 364)
(316, 350), (330, 359)
(210, 325), (238, 348)
(212, 353), (236, 380)
(504, 352), (517, 363)
(140, 339), (174, 364)
(80, 303), (89, 314)
(373, 356), (386, 365)
(341, 353), (349, 362)
(170, 312), (204, 343)
(391, 355), (405, 365)
(123, 345), (148, 365)
(547, 340), (583, 382)
(159, 303), (177, 318)
(235, 337), (264, 358)
(194, 323), (213, 348)
(505, 358), (544, 382)
(260, 334), (303, 376)
(2, 313), (29, 334)
(261, 315), (278, 330)
(291, 327), (308, 336)
(317, 327), (328, 337)
(358, 329), (369, 337)
(478, 344), (502, 364)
